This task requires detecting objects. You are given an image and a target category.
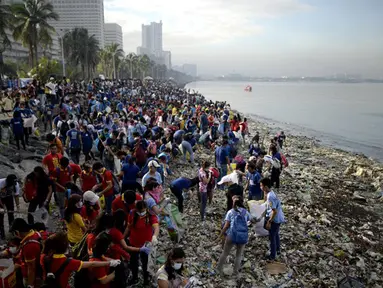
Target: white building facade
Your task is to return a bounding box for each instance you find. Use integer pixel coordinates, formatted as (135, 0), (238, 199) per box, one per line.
(104, 23), (123, 49)
(49, 0), (105, 48)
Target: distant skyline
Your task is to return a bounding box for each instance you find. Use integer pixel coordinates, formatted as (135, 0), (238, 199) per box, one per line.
(104, 0), (383, 78)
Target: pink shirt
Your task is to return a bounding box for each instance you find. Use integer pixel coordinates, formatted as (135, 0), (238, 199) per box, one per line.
(198, 168), (208, 193)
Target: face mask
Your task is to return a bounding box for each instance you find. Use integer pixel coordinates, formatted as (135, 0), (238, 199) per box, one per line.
(9, 247), (17, 254)
(172, 262), (182, 270)
(137, 211), (146, 217)
(75, 201), (83, 209)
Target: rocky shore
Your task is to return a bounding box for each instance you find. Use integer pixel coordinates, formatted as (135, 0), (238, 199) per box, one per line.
(1, 114), (382, 287)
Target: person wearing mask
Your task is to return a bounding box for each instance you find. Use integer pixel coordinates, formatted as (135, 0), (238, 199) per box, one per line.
(92, 162), (114, 214)
(10, 110), (26, 150)
(245, 162), (262, 200)
(198, 161), (212, 221)
(216, 196), (252, 276)
(66, 122), (82, 164)
(52, 157), (74, 219)
(81, 191), (100, 230)
(0, 175), (20, 238)
(169, 177), (199, 213)
(142, 160), (162, 187)
(10, 218), (42, 288)
(126, 200), (159, 286)
(260, 178), (285, 260)
(118, 156), (141, 193)
(64, 194), (86, 245)
(156, 248), (187, 288)
(112, 190), (143, 230)
(27, 167), (54, 224)
(41, 232), (120, 288)
(42, 144), (63, 176)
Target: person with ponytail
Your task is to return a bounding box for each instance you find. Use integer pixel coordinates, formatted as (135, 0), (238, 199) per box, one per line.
(216, 195), (252, 277)
(156, 247), (188, 288)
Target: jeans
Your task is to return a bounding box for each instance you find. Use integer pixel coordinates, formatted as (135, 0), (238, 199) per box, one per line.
(14, 133), (26, 150)
(181, 141), (194, 163)
(130, 251), (149, 281)
(170, 185), (183, 213)
(55, 191), (66, 219)
(70, 148), (81, 164)
(0, 196), (15, 234)
(216, 238), (245, 273)
(218, 165), (227, 189)
(271, 168), (281, 189)
(200, 192), (207, 220)
(104, 194), (114, 214)
(269, 222), (281, 259)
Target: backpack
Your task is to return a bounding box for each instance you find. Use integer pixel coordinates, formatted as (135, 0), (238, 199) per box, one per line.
(23, 177), (37, 203)
(281, 153), (289, 168)
(147, 141), (157, 155)
(272, 157), (281, 170)
(60, 121), (70, 138)
(41, 257), (71, 288)
(228, 209), (249, 245)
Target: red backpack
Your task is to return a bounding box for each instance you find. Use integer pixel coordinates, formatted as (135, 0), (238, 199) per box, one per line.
(281, 153), (289, 168)
(23, 178), (37, 203)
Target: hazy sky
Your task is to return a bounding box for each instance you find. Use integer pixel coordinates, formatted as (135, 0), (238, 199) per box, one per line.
(104, 0), (383, 77)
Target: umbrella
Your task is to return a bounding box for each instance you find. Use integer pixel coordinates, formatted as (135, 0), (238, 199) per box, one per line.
(144, 76), (153, 81)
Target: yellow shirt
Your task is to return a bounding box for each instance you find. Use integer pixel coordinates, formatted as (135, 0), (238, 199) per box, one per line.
(172, 107), (178, 116)
(180, 119), (185, 130)
(66, 213), (85, 244)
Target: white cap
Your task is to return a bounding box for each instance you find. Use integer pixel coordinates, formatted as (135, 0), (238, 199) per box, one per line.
(83, 191), (99, 205)
(148, 160), (160, 168)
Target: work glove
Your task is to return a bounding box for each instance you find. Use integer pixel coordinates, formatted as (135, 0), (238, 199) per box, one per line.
(109, 259), (121, 267)
(140, 246), (151, 255)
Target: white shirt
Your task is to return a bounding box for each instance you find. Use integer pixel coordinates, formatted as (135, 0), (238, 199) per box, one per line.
(0, 178), (20, 196)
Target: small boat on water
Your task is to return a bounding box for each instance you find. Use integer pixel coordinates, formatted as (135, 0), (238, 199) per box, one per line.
(244, 85), (252, 92)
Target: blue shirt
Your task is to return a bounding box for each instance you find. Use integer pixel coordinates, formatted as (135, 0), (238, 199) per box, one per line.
(142, 172), (162, 187)
(171, 178), (192, 191)
(246, 171), (262, 197)
(11, 117), (24, 135)
(215, 146), (229, 165)
(81, 132), (93, 150)
(121, 164), (140, 184)
(67, 129), (81, 148)
(266, 191), (285, 224)
(224, 207), (251, 235)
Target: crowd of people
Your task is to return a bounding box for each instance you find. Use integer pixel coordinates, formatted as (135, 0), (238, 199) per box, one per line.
(0, 77), (286, 287)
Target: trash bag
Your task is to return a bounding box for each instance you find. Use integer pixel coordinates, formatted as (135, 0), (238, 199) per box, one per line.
(145, 241), (157, 276)
(163, 203), (185, 242)
(30, 207), (49, 226)
(114, 156), (121, 174)
(248, 200), (268, 237)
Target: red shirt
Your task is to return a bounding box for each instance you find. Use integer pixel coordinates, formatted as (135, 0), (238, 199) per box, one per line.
(20, 230), (42, 278)
(101, 170), (114, 197)
(41, 254), (82, 288)
(90, 257), (110, 288)
(112, 193), (143, 222)
(128, 210), (158, 248)
(80, 205), (100, 222)
(108, 244), (130, 260)
(81, 171), (98, 192)
(69, 163), (82, 176)
(52, 167), (74, 192)
(42, 153), (63, 174)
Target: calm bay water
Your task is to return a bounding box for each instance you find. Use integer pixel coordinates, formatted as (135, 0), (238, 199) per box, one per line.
(186, 81), (383, 162)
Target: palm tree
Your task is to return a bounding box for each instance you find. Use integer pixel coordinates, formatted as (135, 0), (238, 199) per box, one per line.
(126, 52), (138, 78)
(138, 54), (150, 79)
(0, 3), (13, 80)
(64, 28), (100, 80)
(12, 0), (59, 68)
(105, 43), (123, 79)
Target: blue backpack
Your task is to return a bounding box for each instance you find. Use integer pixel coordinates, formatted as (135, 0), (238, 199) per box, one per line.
(228, 209), (249, 245)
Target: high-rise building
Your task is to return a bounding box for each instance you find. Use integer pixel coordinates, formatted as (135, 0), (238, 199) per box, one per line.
(49, 0), (105, 48)
(162, 51), (172, 69)
(140, 21), (163, 57)
(104, 23), (123, 49)
(182, 64), (197, 77)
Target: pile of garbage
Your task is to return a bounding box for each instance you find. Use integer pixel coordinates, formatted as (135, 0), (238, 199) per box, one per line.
(153, 120), (383, 287)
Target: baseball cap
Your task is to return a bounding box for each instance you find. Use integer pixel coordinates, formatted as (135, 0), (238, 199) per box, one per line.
(148, 160), (160, 168)
(83, 191), (99, 205)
